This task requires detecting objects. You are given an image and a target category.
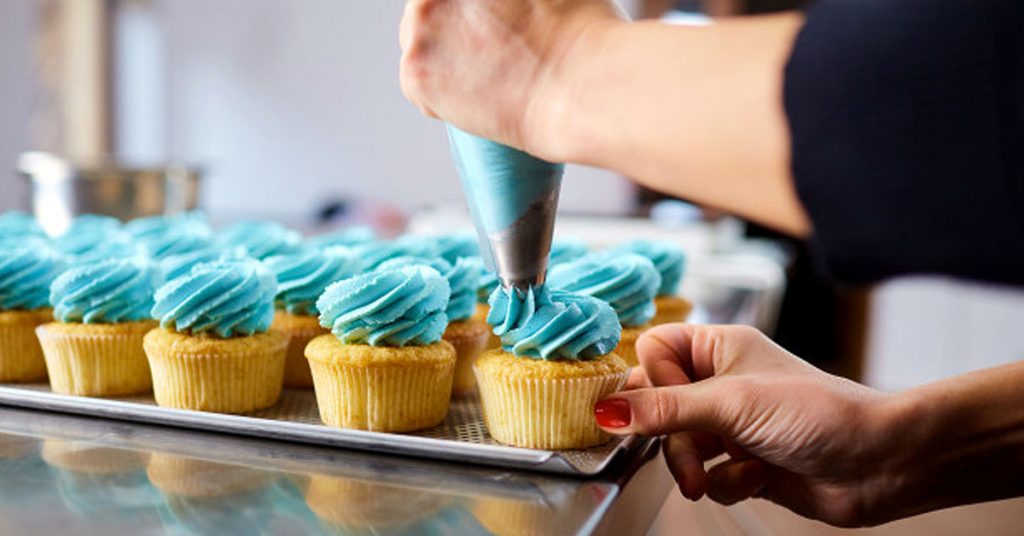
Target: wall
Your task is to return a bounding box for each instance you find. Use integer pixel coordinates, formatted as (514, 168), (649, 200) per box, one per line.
(0, 0), (33, 211)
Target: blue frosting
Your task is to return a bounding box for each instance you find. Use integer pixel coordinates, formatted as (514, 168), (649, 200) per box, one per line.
(316, 265), (449, 347)
(377, 256), (477, 322)
(487, 286), (620, 360)
(0, 246), (67, 310)
(50, 259), (160, 323)
(125, 214), (213, 259)
(611, 240), (685, 296)
(264, 248), (363, 315)
(151, 259), (277, 337)
(549, 238), (589, 267)
(428, 234), (480, 264)
(547, 253), (661, 327)
(54, 215), (136, 259)
(217, 221), (303, 260)
(348, 238), (440, 270)
(158, 245), (238, 282)
(464, 257), (498, 304)
(0, 212), (46, 241)
(306, 226), (376, 249)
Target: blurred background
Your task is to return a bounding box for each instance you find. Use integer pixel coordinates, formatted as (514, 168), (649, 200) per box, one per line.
(0, 0), (1021, 392)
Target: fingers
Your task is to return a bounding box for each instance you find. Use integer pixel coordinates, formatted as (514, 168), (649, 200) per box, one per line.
(624, 367), (649, 390)
(705, 458), (769, 506)
(663, 432), (726, 501)
(636, 324), (766, 387)
(594, 382), (726, 437)
(636, 324), (695, 386)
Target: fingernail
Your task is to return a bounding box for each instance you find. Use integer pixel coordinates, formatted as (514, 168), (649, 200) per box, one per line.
(594, 398), (631, 428)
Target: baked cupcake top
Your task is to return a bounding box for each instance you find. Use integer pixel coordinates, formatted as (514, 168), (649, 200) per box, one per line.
(487, 285), (620, 360)
(316, 265), (450, 347)
(548, 238), (589, 267)
(0, 246), (67, 311)
(610, 240), (685, 296)
(377, 256), (477, 322)
(306, 226), (376, 249)
(217, 221), (303, 260)
(348, 237), (440, 270)
(547, 253), (661, 327)
(151, 259), (277, 337)
(427, 233), (480, 264)
(264, 248), (362, 316)
(50, 258), (160, 324)
(125, 214), (213, 259)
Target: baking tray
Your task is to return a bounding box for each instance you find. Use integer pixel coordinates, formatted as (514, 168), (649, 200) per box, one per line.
(0, 384), (643, 476)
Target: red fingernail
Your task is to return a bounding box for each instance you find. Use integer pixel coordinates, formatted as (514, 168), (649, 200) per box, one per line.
(594, 398), (631, 428)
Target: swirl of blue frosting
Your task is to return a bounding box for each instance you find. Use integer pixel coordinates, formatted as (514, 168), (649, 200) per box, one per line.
(463, 257), (498, 304)
(306, 226), (376, 249)
(217, 221), (303, 260)
(125, 214), (213, 259)
(0, 212), (46, 242)
(486, 286), (620, 360)
(50, 259), (161, 323)
(0, 246), (68, 310)
(547, 253), (661, 327)
(151, 259), (277, 337)
(428, 234), (480, 264)
(54, 214), (136, 259)
(348, 237), (440, 270)
(611, 240), (685, 296)
(158, 245), (234, 282)
(549, 238), (588, 267)
(377, 256), (477, 322)
(264, 248), (363, 315)
(316, 265), (449, 347)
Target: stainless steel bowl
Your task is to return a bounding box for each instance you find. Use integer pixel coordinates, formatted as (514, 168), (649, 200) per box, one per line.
(18, 152), (201, 236)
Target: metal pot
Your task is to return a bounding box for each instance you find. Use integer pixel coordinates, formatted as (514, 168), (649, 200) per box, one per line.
(18, 152), (201, 236)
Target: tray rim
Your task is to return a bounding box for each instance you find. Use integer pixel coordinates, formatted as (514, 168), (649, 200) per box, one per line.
(0, 385), (638, 476)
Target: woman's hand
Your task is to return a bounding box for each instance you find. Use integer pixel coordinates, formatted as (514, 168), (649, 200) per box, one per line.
(399, 0), (622, 157)
(601, 324), (902, 527)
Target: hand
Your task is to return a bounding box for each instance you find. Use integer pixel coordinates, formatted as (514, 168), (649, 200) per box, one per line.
(599, 324), (901, 527)
(399, 0), (623, 157)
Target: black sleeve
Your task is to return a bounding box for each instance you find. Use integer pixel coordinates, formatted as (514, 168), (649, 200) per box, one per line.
(783, 0), (1024, 286)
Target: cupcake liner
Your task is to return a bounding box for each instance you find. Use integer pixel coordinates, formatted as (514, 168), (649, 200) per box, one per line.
(272, 311), (328, 389)
(305, 337), (455, 432)
(443, 319), (491, 397)
(474, 363), (629, 450)
(36, 322), (155, 396)
(143, 330), (287, 414)
(651, 295), (693, 326)
(0, 310), (52, 382)
(613, 325), (648, 367)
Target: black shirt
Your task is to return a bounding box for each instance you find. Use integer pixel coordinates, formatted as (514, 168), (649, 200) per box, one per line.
(784, 0), (1024, 286)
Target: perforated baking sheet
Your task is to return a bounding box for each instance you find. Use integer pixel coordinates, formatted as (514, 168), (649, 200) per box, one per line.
(0, 384), (643, 476)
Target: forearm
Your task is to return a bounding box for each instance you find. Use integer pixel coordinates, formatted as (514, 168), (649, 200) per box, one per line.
(536, 14), (810, 235)
(874, 361), (1024, 522)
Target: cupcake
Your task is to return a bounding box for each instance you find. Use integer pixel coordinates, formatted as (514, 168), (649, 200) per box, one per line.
(467, 258), (502, 351)
(306, 226), (376, 249)
(216, 220), (303, 260)
(0, 211), (47, 247)
(305, 265), (455, 431)
(36, 258), (160, 396)
(477, 286), (628, 449)
(427, 233), (480, 264)
(53, 214), (136, 261)
(548, 253), (661, 366)
(548, 238), (589, 267)
(264, 248), (362, 388)
(348, 237), (440, 270)
(159, 244), (235, 282)
(125, 213), (213, 260)
(0, 246), (67, 382)
(378, 256), (489, 396)
(611, 240), (691, 325)
(145, 259), (287, 413)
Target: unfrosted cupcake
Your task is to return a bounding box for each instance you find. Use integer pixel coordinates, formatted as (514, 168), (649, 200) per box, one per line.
(477, 286), (628, 449)
(216, 220), (303, 260)
(0, 246), (67, 382)
(145, 259), (287, 413)
(548, 253), (661, 366)
(378, 256), (489, 396)
(36, 258), (160, 396)
(264, 248), (362, 388)
(611, 240), (691, 325)
(305, 265), (455, 432)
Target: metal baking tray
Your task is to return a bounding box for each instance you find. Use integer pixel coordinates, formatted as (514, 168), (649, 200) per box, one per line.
(0, 384), (644, 476)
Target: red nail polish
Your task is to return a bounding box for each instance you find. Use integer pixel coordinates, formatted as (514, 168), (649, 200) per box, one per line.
(594, 398), (631, 428)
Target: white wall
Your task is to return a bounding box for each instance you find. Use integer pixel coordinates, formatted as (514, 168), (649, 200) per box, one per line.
(150, 0), (633, 220)
(0, 0), (33, 211)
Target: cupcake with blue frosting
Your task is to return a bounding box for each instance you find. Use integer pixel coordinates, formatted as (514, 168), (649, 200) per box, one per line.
(217, 221), (303, 260)
(54, 214), (144, 262)
(264, 248), (362, 388)
(305, 265), (456, 431)
(0, 245), (67, 382)
(547, 253), (661, 366)
(610, 240), (691, 325)
(378, 256), (489, 396)
(36, 258), (161, 396)
(476, 286), (627, 449)
(125, 213), (213, 260)
(306, 226), (376, 249)
(145, 259), (287, 413)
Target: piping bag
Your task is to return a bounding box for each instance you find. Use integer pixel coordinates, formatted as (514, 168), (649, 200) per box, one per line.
(446, 125), (564, 292)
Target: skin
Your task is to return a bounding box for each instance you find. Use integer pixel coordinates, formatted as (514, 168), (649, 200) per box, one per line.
(399, 0), (1024, 525)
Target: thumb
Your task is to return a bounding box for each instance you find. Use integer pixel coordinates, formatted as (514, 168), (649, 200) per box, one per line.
(594, 381), (735, 437)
